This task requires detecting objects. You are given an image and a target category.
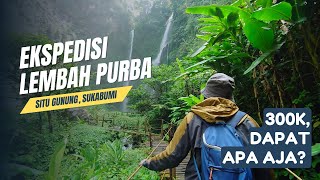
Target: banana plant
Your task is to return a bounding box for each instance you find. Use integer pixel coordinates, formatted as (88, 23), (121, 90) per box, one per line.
(312, 143), (320, 156)
(179, 94), (204, 107)
(186, 0), (292, 74)
(45, 138), (67, 180)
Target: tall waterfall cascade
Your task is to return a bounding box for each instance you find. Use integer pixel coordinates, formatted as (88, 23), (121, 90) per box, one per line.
(122, 29), (135, 112)
(154, 13), (173, 65)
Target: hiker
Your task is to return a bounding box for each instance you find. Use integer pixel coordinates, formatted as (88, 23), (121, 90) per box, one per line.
(140, 73), (274, 180)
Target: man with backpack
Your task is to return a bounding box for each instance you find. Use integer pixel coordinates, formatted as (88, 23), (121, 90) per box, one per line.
(140, 73), (274, 180)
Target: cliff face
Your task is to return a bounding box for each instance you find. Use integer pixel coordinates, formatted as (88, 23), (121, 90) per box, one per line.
(5, 0), (158, 62)
(6, 0), (155, 42)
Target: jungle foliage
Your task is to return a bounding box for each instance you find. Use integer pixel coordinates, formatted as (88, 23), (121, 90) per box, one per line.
(129, 0), (320, 179)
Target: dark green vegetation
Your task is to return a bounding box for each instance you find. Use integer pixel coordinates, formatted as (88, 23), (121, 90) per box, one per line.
(4, 0), (320, 179)
(8, 110), (158, 179)
(129, 0), (320, 179)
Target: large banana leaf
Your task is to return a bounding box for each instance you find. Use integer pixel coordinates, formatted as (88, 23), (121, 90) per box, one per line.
(240, 11), (274, 52)
(186, 5), (240, 17)
(244, 42), (284, 74)
(252, 2), (292, 23)
(312, 143), (320, 156)
(46, 138), (67, 180)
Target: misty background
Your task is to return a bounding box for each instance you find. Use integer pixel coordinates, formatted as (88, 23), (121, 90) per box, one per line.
(6, 0), (169, 61)
(3, 0), (175, 111)
(2, 0), (217, 112)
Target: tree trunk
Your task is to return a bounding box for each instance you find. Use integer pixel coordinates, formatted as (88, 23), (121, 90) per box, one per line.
(47, 111), (53, 133)
(38, 113), (42, 133)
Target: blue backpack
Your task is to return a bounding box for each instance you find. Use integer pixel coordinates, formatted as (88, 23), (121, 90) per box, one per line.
(193, 111), (253, 180)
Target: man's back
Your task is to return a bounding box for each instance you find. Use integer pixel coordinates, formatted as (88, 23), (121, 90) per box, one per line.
(143, 97), (263, 179)
(186, 97), (259, 179)
(142, 73), (274, 179)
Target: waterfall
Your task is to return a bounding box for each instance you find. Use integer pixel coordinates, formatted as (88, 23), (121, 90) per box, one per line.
(122, 29), (134, 112)
(128, 29), (135, 64)
(154, 13), (173, 65)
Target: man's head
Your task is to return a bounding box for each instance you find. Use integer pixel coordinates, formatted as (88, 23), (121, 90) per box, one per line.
(201, 73), (235, 101)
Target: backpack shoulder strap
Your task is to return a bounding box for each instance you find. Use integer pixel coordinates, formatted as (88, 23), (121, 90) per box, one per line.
(227, 110), (246, 128)
(193, 154), (201, 180)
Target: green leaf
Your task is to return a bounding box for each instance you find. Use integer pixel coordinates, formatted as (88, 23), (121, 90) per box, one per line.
(215, 7), (224, 18)
(240, 11), (274, 52)
(191, 42), (208, 57)
(199, 26), (224, 33)
(217, 5), (241, 15)
(232, 0), (245, 7)
(227, 52), (251, 59)
(252, 2), (292, 22)
(186, 5), (216, 16)
(185, 59), (210, 70)
(200, 94), (205, 101)
(244, 52), (271, 74)
(244, 42), (284, 74)
(179, 97), (194, 106)
(47, 138), (67, 180)
(227, 12), (239, 25)
(192, 30), (229, 57)
(196, 34), (212, 41)
(312, 143), (320, 156)
(82, 146), (97, 162)
(198, 17), (221, 23)
(189, 94), (201, 104)
(256, 0), (272, 8)
(312, 156), (320, 168)
(189, 53), (249, 69)
(208, 30), (229, 46)
(186, 5), (240, 17)
(314, 121), (320, 129)
(176, 58), (186, 73)
(200, 83), (206, 90)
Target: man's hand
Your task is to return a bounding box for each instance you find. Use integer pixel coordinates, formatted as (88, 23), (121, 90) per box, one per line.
(139, 159), (150, 167)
